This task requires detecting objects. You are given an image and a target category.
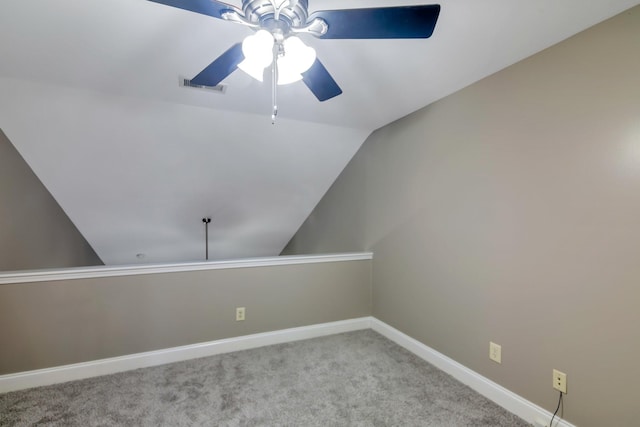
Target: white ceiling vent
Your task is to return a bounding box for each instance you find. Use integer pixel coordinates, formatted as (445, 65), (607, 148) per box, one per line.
(179, 77), (226, 94)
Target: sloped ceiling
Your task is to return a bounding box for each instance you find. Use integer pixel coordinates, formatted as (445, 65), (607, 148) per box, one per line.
(0, 0), (637, 265)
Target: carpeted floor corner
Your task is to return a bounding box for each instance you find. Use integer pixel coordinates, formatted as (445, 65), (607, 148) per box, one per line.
(0, 330), (530, 426)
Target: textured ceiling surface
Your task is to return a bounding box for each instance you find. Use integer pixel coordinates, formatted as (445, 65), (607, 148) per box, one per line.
(1, 0), (638, 265)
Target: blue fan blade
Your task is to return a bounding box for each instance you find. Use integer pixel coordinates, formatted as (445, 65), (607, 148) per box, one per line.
(191, 43), (244, 86)
(301, 59), (342, 102)
(147, 0), (235, 19)
(309, 5), (440, 39)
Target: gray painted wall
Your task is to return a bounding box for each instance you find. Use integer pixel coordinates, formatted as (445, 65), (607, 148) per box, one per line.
(0, 259), (371, 374)
(284, 7), (640, 427)
(0, 129), (102, 271)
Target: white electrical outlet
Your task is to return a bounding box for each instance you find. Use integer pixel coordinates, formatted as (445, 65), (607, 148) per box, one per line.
(489, 342), (502, 364)
(236, 307), (245, 321)
(553, 369), (567, 393)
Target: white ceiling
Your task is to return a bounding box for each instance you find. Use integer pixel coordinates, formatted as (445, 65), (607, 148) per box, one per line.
(0, 0), (637, 265)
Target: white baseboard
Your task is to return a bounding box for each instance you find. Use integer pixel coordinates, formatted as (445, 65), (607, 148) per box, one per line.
(0, 317), (371, 394)
(370, 318), (576, 427)
(0, 316), (575, 427)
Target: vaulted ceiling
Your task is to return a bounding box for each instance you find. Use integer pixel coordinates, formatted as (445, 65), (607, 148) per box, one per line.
(1, 0), (637, 265)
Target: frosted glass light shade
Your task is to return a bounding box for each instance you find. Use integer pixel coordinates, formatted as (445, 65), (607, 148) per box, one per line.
(277, 36), (316, 85)
(238, 30), (274, 82)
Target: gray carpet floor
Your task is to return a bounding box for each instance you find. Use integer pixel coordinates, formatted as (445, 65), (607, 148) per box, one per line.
(0, 330), (530, 426)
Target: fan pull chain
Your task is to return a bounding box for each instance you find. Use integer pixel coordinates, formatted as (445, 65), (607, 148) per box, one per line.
(271, 43), (278, 124)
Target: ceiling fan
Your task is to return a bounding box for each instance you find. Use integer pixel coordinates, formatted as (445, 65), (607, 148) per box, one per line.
(149, 0), (440, 118)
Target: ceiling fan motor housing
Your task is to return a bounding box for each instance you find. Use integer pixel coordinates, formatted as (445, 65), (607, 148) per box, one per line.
(242, 0), (309, 29)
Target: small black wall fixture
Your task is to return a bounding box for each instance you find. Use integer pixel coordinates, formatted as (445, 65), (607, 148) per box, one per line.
(202, 217), (212, 260)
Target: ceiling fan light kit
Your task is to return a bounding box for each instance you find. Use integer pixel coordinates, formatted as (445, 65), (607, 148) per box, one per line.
(276, 35), (316, 85)
(149, 0), (440, 119)
(237, 29), (275, 82)
(236, 29), (316, 85)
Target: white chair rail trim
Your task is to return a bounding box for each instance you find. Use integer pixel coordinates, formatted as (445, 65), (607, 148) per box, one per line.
(0, 252), (373, 284)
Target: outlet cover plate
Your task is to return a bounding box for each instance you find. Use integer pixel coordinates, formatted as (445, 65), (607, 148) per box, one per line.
(489, 341), (502, 364)
(553, 369), (567, 393)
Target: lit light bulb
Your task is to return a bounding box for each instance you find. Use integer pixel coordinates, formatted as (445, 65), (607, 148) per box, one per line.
(277, 36), (316, 85)
(238, 30), (274, 82)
